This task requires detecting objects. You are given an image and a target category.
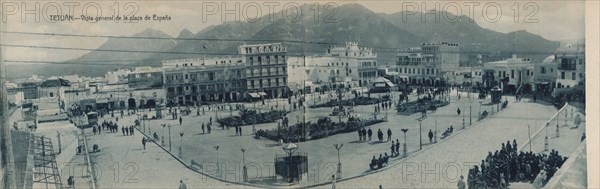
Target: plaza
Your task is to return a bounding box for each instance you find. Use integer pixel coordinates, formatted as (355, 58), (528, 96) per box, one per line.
(64, 86), (586, 188)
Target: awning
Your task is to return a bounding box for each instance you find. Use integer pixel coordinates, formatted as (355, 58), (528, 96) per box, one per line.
(258, 92), (268, 96)
(248, 93), (260, 98)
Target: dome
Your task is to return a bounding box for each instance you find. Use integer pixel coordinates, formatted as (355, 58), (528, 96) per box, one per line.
(543, 55), (555, 63)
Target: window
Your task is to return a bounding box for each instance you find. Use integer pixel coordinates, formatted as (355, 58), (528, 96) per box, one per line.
(561, 72), (565, 79)
(185, 74), (188, 79)
(572, 73), (576, 80)
(541, 67), (546, 74)
(511, 70), (514, 78)
(579, 73), (583, 79)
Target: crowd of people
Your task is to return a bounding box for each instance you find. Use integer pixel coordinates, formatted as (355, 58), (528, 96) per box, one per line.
(467, 140), (568, 189)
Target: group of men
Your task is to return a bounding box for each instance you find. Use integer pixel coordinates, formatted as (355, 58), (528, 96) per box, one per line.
(467, 140), (567, 189)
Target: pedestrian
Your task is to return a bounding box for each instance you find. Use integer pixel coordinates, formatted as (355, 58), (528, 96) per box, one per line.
(358, 129), (362, 141)
(331, 175), (336, 189)
(428, 129), (434, 144)
(362, 128), (367, 140)
(125, 127), (129, 135)
(239, 127), (243, 136)
(202, 123), (205, 134)
(387, 128), (392, 141)
(377, 129), (383, 142)
(179, 117), (183, 125)
(574, 114), (581, 128)
(236, 126), (239, 136)
(457, 175), (466, 189)
(122, 127), (125, 135)
(581, 132), (586, 142)
(395, 139), (400, 156)
(457, 108), (461, 115)
(130, 126), (134, 135)
(179, 180), (187, 189)
(142, 138), (146, 150)
(367, 128), (373, 141)
(390, 141), (395, 156)
(207, 124), (211, 134)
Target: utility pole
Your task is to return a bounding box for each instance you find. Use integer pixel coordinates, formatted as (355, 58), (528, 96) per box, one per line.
(1, 46), (17, 188)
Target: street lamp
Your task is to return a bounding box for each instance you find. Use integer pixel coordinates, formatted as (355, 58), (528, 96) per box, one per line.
(334, 144), (343, 179)
(179, 132), (184, 158)
(478, 100), (482, 118)
(161, 124), (166, 146)
(469, 94), (473, 125)
(168, 124), (172, 151)
(401, 129), (409, 157)
(241, 148), (247, 182)
(214, 145), (220, 177)
(418, 118), (423, 150)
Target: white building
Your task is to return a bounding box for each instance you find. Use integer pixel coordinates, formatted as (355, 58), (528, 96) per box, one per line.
(395, 42), (460, 86)
(553, 44), (585, 97)
(291, 42), (378, 90)
(482, 55), (535, 93)
(105, 68), (131, 84)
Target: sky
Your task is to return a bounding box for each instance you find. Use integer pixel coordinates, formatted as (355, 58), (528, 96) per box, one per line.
(0, 0), (586, 63)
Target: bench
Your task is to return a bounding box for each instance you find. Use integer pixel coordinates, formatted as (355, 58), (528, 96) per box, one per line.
(369, 157), (389, 170)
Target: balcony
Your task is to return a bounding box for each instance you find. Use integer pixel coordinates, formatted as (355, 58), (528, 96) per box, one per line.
(558, 63), (577, 70)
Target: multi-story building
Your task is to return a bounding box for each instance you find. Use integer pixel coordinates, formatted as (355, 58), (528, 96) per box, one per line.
(238, 43), (288, 98)
(105, 68), (131, 84)
(127, 67), (164, 90)
(163, 57), (246, 105)
(533, 55), (558, 95)
(396, 42), (460, 86)
(553, 44), (585, 97)
(482, 55), (535, 93)
(292, 42), (377, 90)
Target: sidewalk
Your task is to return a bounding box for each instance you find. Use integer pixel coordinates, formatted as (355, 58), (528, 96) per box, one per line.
(85, 119), (258, 188)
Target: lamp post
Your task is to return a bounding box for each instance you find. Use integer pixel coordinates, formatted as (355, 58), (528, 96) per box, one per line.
(528, 124), (532, 151)
(401, 129), (408, 158)
(418, 118), (423, 150)
(334, 144), (343, 179)
(478, 100), (482, 118)
(544, 122), (549, 151)
(214, 145), (220, 177)
(469, 95), (473, 125)
(179, 132), (184, 158)
(241, 148), (247, 182)
(161, 124), (166, 146)
(168, 124), (172, 151)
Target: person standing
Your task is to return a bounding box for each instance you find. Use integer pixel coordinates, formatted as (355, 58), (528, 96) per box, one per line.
(387, 129), (392, 141)
(428, 129), (434, 144)
(390, 141), (395, 156)
(331, 175), (336, 189)
(130, 126), (134, 135)
(457, 175), (466, 189)
(574, 114), (581, 128)
(457, 108), (461, 116)
(358, 129), (362, 141)
(239, 127), (243, 136)
(367, 128), (373, 141)
(202, 123), (205, 134)
(395, 139), (400, 156)
(179, 116), (183, 125)
(142, 138), (146, 150)
(179, 180), (187, 189)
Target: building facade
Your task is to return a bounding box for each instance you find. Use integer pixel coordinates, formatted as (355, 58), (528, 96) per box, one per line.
(395, 42), (460, 86)
(127, 67), (164, 90)
(482, 55), (536, 93)
(553, 45), (585, 97)
(163, 57), (246, 105)
(238, 43), (288, 98)
(291, 42), (378, 90)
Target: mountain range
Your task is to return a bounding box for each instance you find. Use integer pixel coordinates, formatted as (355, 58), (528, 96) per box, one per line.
(7, 3), (561, 79)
